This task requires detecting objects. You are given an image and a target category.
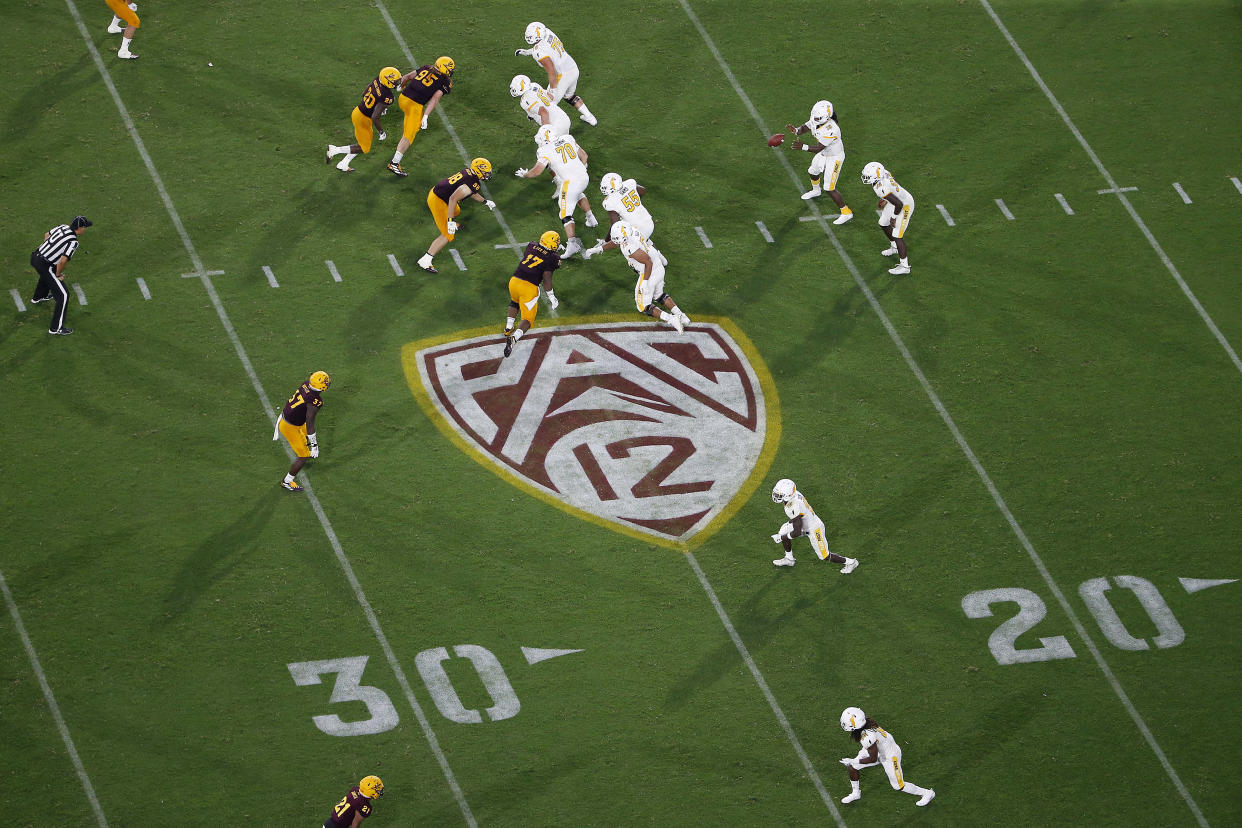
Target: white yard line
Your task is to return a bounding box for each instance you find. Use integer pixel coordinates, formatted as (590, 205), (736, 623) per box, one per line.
(980, 0), (1241, 384)
(687, 2), (1207, 826)
(136, 278), (151, 300)
(261, 266), (279, 288)
(755, 220), (774, 243)
(936, 203), (957, 226)
(1231, 176), (1242, 195)
(65, 2), (473, 824)
(1055, 193), (1075, 215)
(678, 3), (847, 824)
(694, 226), (713, 248)
(325, 260), (342, 283)
(1, 568), (108, 826)
(449, 248), (468, 271)
(72, 283), (88, 305)
(387, 254), (405, 277)
(10, 289), (26, 312)
(1172, 182), (1192, 204)
(375, 0), (519, 261)
(995, 198), (1015, 220)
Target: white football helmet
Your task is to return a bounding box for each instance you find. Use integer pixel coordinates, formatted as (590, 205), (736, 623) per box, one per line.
(861, 161), (884, 186)
(535, 125), (555, 146)
(771, 478), (796, 504)
(510, 74), (530, 98)
(600, 172), (622, 196)
(840, 707), (866, 733)
(810, 100), (833, 126)
(524, 21), (545, 45)
(610, 220), (635, 246)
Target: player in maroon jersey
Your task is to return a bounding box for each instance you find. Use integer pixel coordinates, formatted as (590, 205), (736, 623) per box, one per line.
(273, 371), (330, 492)
(503, 230), (563, 357)
(323, 776), (383, 827)
(325, 68), (401, 172)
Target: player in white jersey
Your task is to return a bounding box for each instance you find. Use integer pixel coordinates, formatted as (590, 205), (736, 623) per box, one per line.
(784, 100), (853, 224)
(769, 478), (859, 571)
(582, 173), (668, 266)
(839, 707), (936, 808)
(511, 74), (572, 136)
(861, 161), (915, 275)
(516, 21), (598, 126)
(605, 221), (689, 333)
(515, 126), (600, 258)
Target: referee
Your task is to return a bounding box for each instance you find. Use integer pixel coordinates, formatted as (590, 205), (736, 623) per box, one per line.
(30, 215), (91, 335)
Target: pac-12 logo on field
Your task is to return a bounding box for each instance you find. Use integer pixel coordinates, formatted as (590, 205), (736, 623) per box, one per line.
(402, 317), (780, 549)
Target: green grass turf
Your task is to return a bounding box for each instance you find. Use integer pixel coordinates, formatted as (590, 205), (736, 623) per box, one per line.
(2, 1), (1240, 825)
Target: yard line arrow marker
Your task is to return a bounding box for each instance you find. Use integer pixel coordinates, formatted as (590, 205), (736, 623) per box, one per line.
(521, 647), (585, 665)
(1179, 577), (1237, 594)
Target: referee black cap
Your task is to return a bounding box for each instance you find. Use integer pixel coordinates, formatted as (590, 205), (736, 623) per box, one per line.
(70, 215), (93, 230)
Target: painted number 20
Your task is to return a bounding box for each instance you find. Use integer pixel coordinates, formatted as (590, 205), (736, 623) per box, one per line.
(962, 575), (1185, 666)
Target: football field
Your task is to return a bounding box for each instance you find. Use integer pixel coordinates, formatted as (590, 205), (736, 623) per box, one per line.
(2, 1), (1240, 825)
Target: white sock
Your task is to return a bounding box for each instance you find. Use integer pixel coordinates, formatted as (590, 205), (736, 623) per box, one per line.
(109, 15), (122, 26)
(327, 145), (346, 157)
(900, 257), (909, 266)
(579, 103), (595, 119)
(511, 328), (525, 342)
(902, 783), (929, 798)
(336, 153), (356, 170)
(657, 309), (672, 323)
(120, 35), (134, 53)
(851, 780), (861, 795)
(504, 316), (515, 333)
(392, 150), (404, 164)
(283, 473), (295, 484)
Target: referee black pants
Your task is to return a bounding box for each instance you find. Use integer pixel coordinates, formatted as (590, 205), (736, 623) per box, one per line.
(30, 252), (69, 333)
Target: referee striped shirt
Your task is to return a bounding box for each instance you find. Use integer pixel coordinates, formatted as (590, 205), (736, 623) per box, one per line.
(36, 224), (78, 263)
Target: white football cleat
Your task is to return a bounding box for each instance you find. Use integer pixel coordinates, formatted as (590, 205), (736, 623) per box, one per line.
(840, 558), (859, 574)
(880, 245), (899, 257)
(841, 791), (861, 805)
(668, 312), (685, 333)
(581, 111), (598, 126)
(117, 51), (139, 59)
(584, 213), (598, 228)
(676, 309), (691, 326)
(917, 790), (936, 807)
(833, 211), (854, 225)
(773, 556), (795, 567)
(801, 186), (823, 201)
(561, 237), (583, 259)
(888, 263), (911, 275)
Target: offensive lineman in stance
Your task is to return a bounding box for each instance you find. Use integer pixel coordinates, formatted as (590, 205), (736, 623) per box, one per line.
(515, 21), (598, 126)
(503, 231), (563, 357)
(839, 707), (935, 807)
(770, 478), (859, 572)
(275, 371), (331, 492)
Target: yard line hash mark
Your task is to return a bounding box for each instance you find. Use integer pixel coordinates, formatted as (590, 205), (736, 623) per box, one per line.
(136, 278), (151, 300)
(694, 226), (713, 249)
(10, 289), (26, 312)
(1097, 186), (1138, 195)
(325, 260), (342, 282)
(72, 283), (88, 305)
(449, 249), (467, 271)
(995, 198), (1015, 220)
(936, 204), (956, 226)
(755, 221), (774, 243)
(71, 2), (475, 825)
(979, 2), (1214, 822)
(181, 270), (224, 279)
(1055, 193), (1075, 215)
(1231, 176), (1242, 195)
(1172, 182), (1192, 204)
(262, 266), (279, 288)
(387, 254), (404, 277)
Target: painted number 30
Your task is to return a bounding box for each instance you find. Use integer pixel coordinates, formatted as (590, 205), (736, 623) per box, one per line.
(287, 647), (521, 737)
(962, 575), (1185, 666)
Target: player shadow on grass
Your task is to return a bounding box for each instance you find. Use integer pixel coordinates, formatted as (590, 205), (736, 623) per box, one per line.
(238, 180), (373, 280)
(662, 575), (834, 710)
(1, 53), (93, 136)
(156, 496), (278, 625)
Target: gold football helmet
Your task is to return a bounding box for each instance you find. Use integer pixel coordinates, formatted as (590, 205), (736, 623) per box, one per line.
(539, 230), (561, 250)
(359, 775), (384, 799)
(470, 157), (492, 181)
(378, 67), (401, 89)
(434, 56), (455, 76)
(309, 371), (331, 391)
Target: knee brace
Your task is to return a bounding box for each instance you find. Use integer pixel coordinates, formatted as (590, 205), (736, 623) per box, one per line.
(567, 94), (583, 107)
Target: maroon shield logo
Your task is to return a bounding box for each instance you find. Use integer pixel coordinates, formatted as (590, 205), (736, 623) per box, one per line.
(402, 317), (779, 548)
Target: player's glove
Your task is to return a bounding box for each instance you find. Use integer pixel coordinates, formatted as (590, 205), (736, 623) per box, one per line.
(308, 434), (320, 459)
(485, 199), (496, 211)
(771, 533), (784, 544)
(378, 130), (387, 141)
(515, 48), (532, 57)
(515, 168), (528, 178)
(546, 289), (559, 310)
(582, 244), (602, 260)
(839, 758), (854, 767)
(447, 220), (458, 234)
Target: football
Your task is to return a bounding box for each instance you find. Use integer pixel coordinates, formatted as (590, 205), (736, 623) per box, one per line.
(767, 133), (785, 147)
